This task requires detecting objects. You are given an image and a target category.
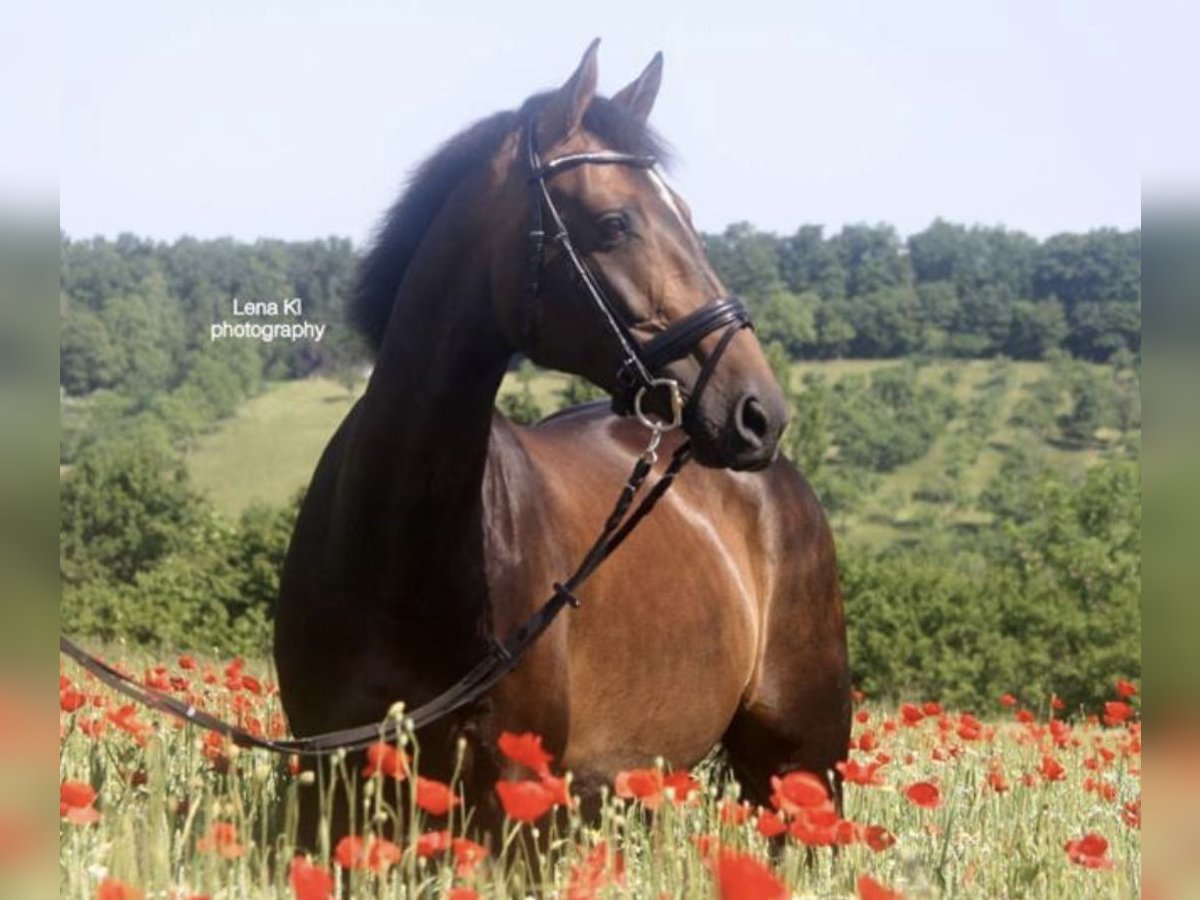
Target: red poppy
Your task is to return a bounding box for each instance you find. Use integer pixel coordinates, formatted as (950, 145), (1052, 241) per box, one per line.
(756, 809), (787, 838)
(451, 836), (488, 875)
(900, 703), (925, 726)
(1115, 679), (1138, 698)
(362, 742), (409, 781)
(1122, 797), (1141, 829)
(178, 654), (197, 670)
(61, 682), (85, 713)
(447, 890), (479, 900)
(664, 769), (700, 803)
(367, 838), (403, 873)
(956, 714), (984, 742)
(96, 878), (144, 900)
(197, 821), (245, 859)
(1038, 755), (1066, 783)
(539, 773), (573, 808)
(904, 782), (940, 809)
(60, 781), (100, 825)
(855, 709), (870, 724)
(863, 824), (896, 852)
(566, 841), (625, 900)
(719, 799), (751, 825)
(857, 730), (877, 752)
(769, 771), (828, 815)
(857, 874), (904, 900)
(415, 830), (451, 858)
(1103, 701), (1134, 727)
(614, 767), (666, 809)
(999, 693), (1017, 707)
(497, 731), (553, 776)
(495, 779), (555, 823)
(289, 856), (334, 900)
(837, 759), (884, 787)
(1050, 694), (1065, 712)
(986, 770), (1009, 793)
(714, 850), (788, 900)
(415, 776), (459, 816)
(334, 835), (366, 870)
(1015, 708), (1036, 724)
(1064, 832), (1115, 869)
(923, 701), (942, 716)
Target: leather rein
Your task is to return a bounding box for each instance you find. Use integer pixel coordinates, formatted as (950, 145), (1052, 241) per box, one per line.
(58, 118), (754, 757)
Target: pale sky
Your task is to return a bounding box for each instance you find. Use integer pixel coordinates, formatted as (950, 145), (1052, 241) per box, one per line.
(58, 0), (1145, 245)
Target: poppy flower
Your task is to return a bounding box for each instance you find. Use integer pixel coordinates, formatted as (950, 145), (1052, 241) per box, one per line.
(567, 841), (625, 900)
(178, 654), (197, 670)
(1115, 679), (1138, 698)
(923, 701), (942, 716)
(1064, 832), (1115, 869)
(664, 769), (700, 803)
(495, 780), (554, 823)
(415, 830), (451, 858)
(497, 731), (553, 776)
(451, 836), (488, 875)
(986, 770), (1009, 793)
(60, 781), (100, 825)
(999, 693), (1017, 707)
(334, 835), (366, 870)
(769, 771), (828, 815)
(96, 878), (144, 900)
(197, 821), (245, 859)
(756, 809), (787, 838)
(1122, 797), (1141, 829)
(1038, 755), (1066, 783)
(60, 683), (85, 713)
(863, 824), (896, 852)
(855, 709), (870, 724)
(1103, 701), (1134, 727)
(837, 759), (884, 787)
(367, 838), (403, 873)
(415, 776), (460, 816)
(289, 856), (334, 900)
(614, 767), (666, 809)
(447, 890), (479, 900)
(1050, 694), (1065, 712)
(714, 850), (788, 900)
(362, 742), (409, 780)
(857, 874), (904, 900)
(538, 773), (573, 808)
(719, 799), (751, 825)
(904, 782), (940, 809)
(900, 703), (925, 726)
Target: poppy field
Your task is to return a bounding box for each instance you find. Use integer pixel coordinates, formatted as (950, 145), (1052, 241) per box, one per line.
(59, 653), (1141, 899)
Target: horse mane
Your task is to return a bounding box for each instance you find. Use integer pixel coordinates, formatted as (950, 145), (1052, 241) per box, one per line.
(352, 95), (672, 354)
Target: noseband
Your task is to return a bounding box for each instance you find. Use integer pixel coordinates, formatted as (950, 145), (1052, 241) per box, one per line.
(524, 119), (752, 431)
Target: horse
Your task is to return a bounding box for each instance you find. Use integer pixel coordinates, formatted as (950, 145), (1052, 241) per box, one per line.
(274, 41), (850, 843)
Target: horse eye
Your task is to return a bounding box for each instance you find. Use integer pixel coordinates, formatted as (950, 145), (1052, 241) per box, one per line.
(596, 213), (630, 244)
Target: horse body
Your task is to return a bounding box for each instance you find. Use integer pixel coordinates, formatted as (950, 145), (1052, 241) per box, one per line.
(274, 43), (850, 839)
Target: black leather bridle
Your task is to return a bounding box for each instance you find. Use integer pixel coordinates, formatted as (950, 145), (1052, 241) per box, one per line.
(524, 118), (752, 431)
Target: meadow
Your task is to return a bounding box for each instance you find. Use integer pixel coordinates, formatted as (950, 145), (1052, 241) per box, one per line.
(58, 651), (1141, 899)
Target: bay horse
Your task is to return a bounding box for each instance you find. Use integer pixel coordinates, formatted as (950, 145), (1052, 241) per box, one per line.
(274, 42), (849, 842)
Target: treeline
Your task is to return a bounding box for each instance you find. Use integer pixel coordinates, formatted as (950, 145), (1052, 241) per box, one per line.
(59, 234), (365, 460)
(704, 221), (1140, 362)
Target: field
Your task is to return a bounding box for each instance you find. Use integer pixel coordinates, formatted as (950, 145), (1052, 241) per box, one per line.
(185, 360), (1107, 547)
(58, 652), (1141, 899)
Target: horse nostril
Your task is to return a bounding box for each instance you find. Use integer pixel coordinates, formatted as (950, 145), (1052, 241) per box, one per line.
(735, 395), (770, 448)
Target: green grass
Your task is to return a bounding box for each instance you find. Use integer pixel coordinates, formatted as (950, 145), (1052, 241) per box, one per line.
(186, 362), (1116, 548)
(58, 650), (1142, 899)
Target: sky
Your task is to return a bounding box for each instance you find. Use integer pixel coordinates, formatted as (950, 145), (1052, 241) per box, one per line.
(57, 0), (1147, 246)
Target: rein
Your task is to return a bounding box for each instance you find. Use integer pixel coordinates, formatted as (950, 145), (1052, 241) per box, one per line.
(60, 434), (692, 757)
(58, 117), (753, 757)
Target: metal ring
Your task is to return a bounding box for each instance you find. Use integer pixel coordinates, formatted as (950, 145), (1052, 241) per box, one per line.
(634, 378), (684, 433)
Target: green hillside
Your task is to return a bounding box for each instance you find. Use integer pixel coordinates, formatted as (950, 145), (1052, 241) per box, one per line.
(186, 360), (1119, 549)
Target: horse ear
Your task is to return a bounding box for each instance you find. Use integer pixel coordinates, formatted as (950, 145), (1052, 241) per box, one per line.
(539, 39), (601, 146)
(611, 52), (663, 122)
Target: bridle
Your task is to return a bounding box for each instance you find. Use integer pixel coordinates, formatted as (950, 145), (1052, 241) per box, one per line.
(523, 118), (752, 433)
(57, 118), (758, 759)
